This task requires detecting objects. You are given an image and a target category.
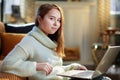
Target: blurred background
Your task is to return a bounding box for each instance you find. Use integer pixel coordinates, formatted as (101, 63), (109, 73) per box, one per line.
(0, 0), (120, 66)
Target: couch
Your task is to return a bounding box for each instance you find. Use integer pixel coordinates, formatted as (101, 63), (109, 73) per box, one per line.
(0, 22), (34, 80)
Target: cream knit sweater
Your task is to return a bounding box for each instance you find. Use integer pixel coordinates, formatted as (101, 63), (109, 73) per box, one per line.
(0, 27), (81, 80)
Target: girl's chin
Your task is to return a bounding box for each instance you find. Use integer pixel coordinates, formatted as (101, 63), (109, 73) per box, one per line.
(50, 31), (57, 34)
(51, 32), (56, 34)
(49, 32), (55, 34)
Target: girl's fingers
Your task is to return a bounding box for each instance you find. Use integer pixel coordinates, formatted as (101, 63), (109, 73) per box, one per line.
(37, 63), (53, 75)
(78, 65), (87, 70)
(43, 63), (53, 75)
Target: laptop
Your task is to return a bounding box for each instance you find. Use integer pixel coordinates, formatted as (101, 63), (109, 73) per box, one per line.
(57, 46), (120, 80)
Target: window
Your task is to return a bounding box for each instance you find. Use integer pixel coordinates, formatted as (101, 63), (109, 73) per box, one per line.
(110, 0), (120, 15)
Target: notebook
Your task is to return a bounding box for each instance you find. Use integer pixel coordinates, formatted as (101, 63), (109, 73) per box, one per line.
(57, 46), (120, 80)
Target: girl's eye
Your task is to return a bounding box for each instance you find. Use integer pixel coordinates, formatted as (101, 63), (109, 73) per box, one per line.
(57, 19), (61, 22)
(50, 17), (54, 20)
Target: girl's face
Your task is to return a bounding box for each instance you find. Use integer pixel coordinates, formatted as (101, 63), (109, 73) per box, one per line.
(38, 9), (61, 35)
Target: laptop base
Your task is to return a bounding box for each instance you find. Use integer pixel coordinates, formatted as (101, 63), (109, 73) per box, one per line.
(69, 75), (104, 80)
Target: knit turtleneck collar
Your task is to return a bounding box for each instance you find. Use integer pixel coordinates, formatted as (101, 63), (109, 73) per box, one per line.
(28, 26), (57, 49)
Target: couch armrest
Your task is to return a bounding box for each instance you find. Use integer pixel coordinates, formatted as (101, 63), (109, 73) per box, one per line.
(0, 72), (27, 80)
(0, 22), (5, 33)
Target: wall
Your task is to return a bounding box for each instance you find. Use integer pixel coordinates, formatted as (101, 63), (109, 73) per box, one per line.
(63, 2), (98, 65)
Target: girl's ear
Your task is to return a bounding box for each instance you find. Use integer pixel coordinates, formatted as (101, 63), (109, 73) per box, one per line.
(38, 16), (42, 23)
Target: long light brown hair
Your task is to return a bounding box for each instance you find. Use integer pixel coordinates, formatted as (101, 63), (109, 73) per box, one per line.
(35, 4), (65, 58)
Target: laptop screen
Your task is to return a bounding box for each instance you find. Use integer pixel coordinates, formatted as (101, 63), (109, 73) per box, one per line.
(92, 46), (120, 78)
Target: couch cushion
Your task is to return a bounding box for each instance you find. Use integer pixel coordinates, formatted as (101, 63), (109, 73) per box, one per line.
(0, 72), (27, 80)
(0, 33), (26, 60)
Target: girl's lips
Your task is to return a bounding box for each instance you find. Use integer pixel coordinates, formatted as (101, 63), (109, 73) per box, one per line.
(52, 27), (57, 30)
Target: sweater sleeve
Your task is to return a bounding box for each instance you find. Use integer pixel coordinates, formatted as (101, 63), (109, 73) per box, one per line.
(62, 63), (82, 71)
(0, 45), (37, 77)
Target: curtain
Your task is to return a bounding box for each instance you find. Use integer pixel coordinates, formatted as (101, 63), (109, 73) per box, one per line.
(23, 0), (35, 23)
(97, 0), (110, 32)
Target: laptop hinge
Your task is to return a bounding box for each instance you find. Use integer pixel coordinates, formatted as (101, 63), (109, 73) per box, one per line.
(92, 74), (104, 80)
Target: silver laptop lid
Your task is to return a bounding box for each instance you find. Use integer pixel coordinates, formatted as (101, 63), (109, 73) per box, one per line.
(92, 46), (120, 78)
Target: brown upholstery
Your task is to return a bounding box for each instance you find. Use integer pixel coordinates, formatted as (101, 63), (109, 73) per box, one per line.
(0, 72), (26, 80)
(0, 33), (25, 60)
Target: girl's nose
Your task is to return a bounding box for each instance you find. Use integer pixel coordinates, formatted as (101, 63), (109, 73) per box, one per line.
(53, 21), (57, 26)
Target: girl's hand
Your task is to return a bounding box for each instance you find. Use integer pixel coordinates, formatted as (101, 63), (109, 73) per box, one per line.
(77, 65), (87, 70)
(36, 63), (53, 75)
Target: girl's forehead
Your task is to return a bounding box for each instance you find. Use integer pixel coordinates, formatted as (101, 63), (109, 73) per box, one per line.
(47, 9), (61, 17)
(48, 9), (60, 14)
